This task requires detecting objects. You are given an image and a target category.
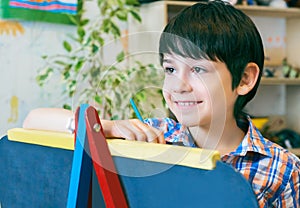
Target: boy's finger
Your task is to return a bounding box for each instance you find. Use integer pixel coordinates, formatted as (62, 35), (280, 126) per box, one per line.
(111, 120), (144, 141)
(132, 120), (165, 144)
(156, 129), (165, 144)
(145, 127), (165, 144)
(131, 120), (157, 143)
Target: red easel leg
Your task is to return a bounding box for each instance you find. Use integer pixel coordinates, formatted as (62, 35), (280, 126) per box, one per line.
(85, 106), (128, 208)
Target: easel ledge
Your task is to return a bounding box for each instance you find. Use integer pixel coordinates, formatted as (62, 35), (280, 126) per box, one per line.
(7, 128), (220, 170)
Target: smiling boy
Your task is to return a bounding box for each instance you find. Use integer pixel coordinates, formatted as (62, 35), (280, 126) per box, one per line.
(101, 1), (300, 207)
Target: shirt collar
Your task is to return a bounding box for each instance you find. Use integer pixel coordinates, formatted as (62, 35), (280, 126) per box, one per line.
(229, 116), (272, 158)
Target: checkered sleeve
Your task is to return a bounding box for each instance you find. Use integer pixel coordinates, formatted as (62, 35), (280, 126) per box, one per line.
(272, 156), (300, 207)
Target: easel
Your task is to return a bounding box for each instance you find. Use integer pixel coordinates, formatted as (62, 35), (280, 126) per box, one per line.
(67, 104), (128, 208)
(66, 104), (259, 208)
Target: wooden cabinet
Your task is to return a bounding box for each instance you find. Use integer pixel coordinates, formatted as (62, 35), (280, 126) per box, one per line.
(129, 1), (300, 132)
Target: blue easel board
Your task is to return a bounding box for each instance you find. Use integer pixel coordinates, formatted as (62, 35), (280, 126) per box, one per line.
(0, 135), (258, 207)
(0, 135), (73, 208)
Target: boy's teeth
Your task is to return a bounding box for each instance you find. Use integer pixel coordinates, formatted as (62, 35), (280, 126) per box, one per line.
(177, 102), (197, 106)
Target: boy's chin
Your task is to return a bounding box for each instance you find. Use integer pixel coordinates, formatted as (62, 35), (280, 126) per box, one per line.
(177, 119), (200, 127)
(177, 116), (212, 128)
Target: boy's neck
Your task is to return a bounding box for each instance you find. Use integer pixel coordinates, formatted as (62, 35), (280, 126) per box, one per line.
(188, 117), (246, 156)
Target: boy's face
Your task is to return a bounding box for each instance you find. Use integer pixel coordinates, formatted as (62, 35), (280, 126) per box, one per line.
(162, 53), (238, 128)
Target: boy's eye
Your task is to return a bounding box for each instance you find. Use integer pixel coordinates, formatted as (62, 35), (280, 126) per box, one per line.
(164, 67), (176, 74)
(192, 66), (206, 74)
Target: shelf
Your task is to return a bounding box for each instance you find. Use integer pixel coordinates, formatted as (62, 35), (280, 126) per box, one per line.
(289, 148), (300, 156)
(261, 77), (300, 85)
(163, 1), (300, 19)
(236, 5), (300, 18)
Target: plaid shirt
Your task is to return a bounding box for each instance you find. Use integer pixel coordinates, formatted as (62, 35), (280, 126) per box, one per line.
(144, 117), (300, 207)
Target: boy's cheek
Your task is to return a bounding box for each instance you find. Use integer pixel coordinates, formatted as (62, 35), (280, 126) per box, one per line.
(162, 90), (171, 103)
(162, 79), (177, 97)
(162, 82), (171, 97)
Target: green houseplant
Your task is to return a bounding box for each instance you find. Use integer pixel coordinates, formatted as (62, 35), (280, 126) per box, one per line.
(36, 0), (164, 120)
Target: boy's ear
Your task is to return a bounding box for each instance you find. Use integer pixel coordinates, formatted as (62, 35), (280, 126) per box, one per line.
(236, 62), (260, 95)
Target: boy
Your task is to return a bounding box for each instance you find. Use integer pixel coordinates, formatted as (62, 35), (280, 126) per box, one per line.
(23, 1), (299, 207)
(101, 1), (300, 207)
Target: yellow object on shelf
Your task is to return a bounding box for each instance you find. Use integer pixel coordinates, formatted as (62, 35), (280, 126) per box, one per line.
(252, 117), (269, 130)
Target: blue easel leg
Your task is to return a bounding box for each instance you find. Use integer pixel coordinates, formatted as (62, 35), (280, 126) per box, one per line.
(67, 104), (92, 208)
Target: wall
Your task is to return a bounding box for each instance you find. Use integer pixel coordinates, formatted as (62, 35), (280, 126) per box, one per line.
(0, 19), (76, 136)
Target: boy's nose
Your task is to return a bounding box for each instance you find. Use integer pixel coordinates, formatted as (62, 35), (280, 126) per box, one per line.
(173, 75), (192, 93)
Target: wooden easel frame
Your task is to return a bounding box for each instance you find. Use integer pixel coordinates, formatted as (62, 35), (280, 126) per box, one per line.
(66, 104), (127, 208)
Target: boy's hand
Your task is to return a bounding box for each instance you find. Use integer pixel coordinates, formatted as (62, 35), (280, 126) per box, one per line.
(101, 119), (165, 144)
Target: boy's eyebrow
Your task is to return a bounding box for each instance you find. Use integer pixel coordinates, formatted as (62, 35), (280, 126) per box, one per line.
(162, 58), (172, 63)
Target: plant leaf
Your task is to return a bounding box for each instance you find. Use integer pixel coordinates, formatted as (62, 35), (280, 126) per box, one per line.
(92, 44), (99, 54)
(80, 19), (89, 26)
(54, 60), (67, 66)
(63, 66), (72, 79)
(63, 41), (72, 52)
(110, 21), (121, 37)
(129, 9), (141, 22)
(63, 104), (72, 110)
(94, 95), (102, 104)
(110, 115), (119, 120)
(116, 10), (128, 21)
(126, 0), (139, 6)
(68, 80), (77, 96)
(77, 26), (85, 39)
(116, 51), (125, 62)
(36, 68), (53, 86)
(68, 15), (80, 25)
(101, 19), (111, 33)
(105, 96), (112, 107)
(75, 59), (84, 72)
